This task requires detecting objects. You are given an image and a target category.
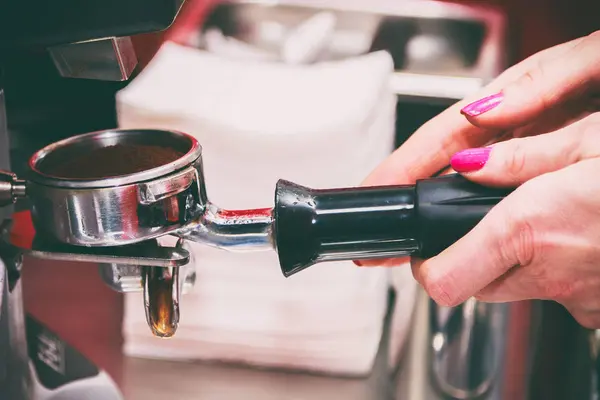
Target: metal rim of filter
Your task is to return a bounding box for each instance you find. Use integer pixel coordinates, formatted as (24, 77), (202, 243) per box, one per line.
(28, 128), (202, 189)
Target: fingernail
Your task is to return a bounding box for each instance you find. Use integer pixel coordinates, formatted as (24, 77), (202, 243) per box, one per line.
(451, 147), (492, 172)
(353, 260), (363, 267)
(461, 92), (504, 117)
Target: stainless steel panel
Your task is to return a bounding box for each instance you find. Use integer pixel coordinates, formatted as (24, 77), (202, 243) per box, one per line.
(48, 37), (138, 82)
(198, 0), (507, 100)
(0, 90), (12, 223)
(0, 224), (32, 400)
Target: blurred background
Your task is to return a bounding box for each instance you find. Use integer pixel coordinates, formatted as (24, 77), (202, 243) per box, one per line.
(4, 0), (599, 399)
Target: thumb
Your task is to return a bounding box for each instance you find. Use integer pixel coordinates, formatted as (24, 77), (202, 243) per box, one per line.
(449, 113), (600, 187)
(460, 31), (600, 129)
(413, 187), (536, 307)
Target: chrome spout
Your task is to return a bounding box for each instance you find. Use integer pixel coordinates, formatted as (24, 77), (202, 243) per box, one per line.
(143, 265), (180, 339)
(177, 203), (274, 252)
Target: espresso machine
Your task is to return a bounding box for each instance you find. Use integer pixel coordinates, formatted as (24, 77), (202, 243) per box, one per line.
(0, 2), (541, 398)
(0, 2), (592, 399)
(0, 1), (185, 398)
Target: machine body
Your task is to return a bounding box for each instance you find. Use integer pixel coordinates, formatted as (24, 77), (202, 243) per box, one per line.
(0, 0), (184, 398)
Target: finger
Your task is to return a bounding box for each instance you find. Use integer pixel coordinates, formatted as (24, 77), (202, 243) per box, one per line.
(354, 256), (409, 268)
(510, 97), (594, 139)
(473, 268), (525, 303)
(410, 257), (424, 283)
(363, 36), (587, 187)
(357, 38), (588, 269)
(461, 31), (600, 129)
(365, 110), (600, 268)
(474, 264), (573, 303)
(416, 159), (600, 308)
(412, 187), (537, 307)
(450, 112), (600, 187)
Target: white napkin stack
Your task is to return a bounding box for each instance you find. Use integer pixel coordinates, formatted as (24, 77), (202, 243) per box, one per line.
(116, 41), (416, 376)
(388, 263), (419, 369)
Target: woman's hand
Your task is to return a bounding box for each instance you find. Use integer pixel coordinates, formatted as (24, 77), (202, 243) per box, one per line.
(416, 113), (600, 328)
(358, 30), (600, 268)
(355, 30), (600, 326)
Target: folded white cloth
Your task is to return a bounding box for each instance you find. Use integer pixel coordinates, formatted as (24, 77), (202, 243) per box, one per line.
(117, 41), (414, 376)
(388, 264), (418, 369)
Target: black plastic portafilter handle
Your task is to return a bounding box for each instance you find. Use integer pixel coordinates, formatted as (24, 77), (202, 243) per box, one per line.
(273, 174), (514, 277)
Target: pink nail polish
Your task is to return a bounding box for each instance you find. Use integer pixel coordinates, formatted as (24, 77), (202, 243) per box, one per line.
(461, 92), (504, 117)
(451, 147), (492, 172)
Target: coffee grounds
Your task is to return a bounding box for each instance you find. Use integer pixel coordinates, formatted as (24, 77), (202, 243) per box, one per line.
(40, 144), (185, 179)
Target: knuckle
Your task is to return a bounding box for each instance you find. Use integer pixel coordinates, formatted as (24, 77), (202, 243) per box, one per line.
(519, 62), (552, 110)
(498, 214), (537, 268)
(520, 68), (537, 88)
(504, 140), (527, 179)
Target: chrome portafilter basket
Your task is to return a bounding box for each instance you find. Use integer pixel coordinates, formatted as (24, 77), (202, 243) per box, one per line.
(0, 128), (512, 338)
(0, 129), (210, 337)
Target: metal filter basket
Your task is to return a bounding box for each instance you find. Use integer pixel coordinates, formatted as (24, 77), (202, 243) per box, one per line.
(26, 129), (206, 247)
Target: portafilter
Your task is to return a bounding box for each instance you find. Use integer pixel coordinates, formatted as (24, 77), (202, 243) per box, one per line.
(0, 128), (513, 336)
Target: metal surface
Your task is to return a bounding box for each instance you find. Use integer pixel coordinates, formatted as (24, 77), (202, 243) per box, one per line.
(0, 222), (33, 400)
(5, 128), (273, 250)
(29, 129), (201, 189)
(593, 330), (600, 399)
(177, 204), (273, 252)
(16, 239), (190, 268)
(48, 37), (138, 82)
(1, 0), (186, 396)
(0, 90), (31, 399)
(199, 0), (506, 100)
(429, 299), (507, 399)
(143, 265), (180, 338)
(99, 263), (196, 293)
(397, 293), (540, 400)
(25, 129), (206, 247)
(0, 90), (15, 220)
(98, 242), (196, 294)
(0, 170), (27, 208)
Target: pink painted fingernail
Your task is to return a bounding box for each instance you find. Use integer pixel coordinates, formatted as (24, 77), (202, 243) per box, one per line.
(451, 147), (492, 172)
(461, 92), (504, 117)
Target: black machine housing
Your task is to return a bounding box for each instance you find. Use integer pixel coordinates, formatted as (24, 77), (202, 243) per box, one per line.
(0, 0), (184, 49)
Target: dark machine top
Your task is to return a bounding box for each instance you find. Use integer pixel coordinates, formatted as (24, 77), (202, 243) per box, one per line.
(0, 0), (184, 49)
